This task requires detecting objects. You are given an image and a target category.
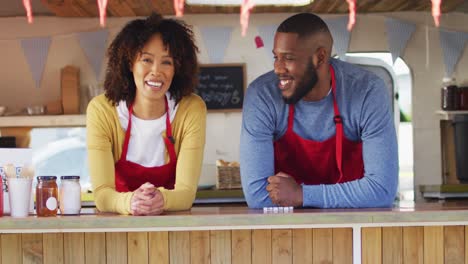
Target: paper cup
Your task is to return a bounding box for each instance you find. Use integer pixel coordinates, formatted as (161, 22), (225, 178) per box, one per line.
(7, 178), (33, 217)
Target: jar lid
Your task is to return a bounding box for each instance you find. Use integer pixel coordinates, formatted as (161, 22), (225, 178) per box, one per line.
(37, 176), (57, 181)
(60, 176), (80, 180)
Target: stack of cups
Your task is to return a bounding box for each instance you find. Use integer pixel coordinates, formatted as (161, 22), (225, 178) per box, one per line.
(4, 164), (34, 218)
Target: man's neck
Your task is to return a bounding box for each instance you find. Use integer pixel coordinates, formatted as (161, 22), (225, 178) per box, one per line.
(303, 67), (331, 102)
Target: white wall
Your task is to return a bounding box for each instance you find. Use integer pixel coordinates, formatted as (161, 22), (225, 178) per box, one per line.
(1, 12), (468, 191)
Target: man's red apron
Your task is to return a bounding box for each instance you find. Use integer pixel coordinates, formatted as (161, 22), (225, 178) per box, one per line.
(115, 97), (177, 192)
(274, 66), (364, 184)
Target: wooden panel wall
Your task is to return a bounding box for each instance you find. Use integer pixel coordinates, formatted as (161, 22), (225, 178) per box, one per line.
(0, 228), (352, 264)
(362, 226), (467, 264)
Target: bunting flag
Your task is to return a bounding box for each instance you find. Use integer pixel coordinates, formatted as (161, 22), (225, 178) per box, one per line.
(325, 17), (350, 61)
(240, 0), (255, 37)
(200, 26), (233, 63)
(174, 0), (185, 17)
(385, 18), (416, 63)
(23, 0), (33, 23)
(257, 24), (277, 64)
(77, 30), (109, 80)
(346, 0), (356, 31)
(439, 29), (468, 77)
(97, 0), (108, 27)
(20, 37), (51, 88)
(431, 0), (442, 27)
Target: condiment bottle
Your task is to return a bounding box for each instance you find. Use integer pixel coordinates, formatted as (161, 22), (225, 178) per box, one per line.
(0, 177), (3, 217)
(59, 176), (81, 215)
(441, 78), (460, 110)
(36, 176), (58, 217)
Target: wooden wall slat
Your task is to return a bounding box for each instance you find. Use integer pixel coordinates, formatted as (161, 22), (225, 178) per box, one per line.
(190, 231), (210, 264)
(382, 227), (402, 264)
(231, 230), (251, 264)
(210, 230), (231, 264)
(149, 232), (169, 264)
(424, 226), (444, 264)
(362, 227), (382, 264)
(402, 227), (423, 264)
(465, 226), (468, 264)
(252, 229), (272, 263)
(43, 233), (64, 264)
(292, 229), (312, 264)
(272, 229), (292, 264)
(169, 231), (190, 264)
(1, 234), (22, 264)
(84, 233), (106, 264)
(22, 233), (43, 264)
(332, 228), (353, 264)
(128, 232), (148, 264)
(444, 226), (464, 264)
(63, 233), (84, 264)
(313, 228), (333, 264)
(106, 232), (127, 264)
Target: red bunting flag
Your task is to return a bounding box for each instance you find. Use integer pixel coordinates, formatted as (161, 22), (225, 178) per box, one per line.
(174, 0), (185, 17)
(346, 0), (356, 31)
(255, 36), (264, 48)
(23, 0), (33, 23)
(97, 0), (108, 27)
(431, 0), (442, 27)
(241, 0), (255, 37)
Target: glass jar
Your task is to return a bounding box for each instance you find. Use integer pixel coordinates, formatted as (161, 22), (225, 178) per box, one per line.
(459, 86), (468, 110)
(36, 176), (58, 217)
(441, 78), (460, 110)
(59, 176), (81, 215)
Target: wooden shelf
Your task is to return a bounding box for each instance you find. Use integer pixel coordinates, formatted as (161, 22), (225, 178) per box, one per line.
(0, 114), (86, 127)
(436, 110), (468, 120)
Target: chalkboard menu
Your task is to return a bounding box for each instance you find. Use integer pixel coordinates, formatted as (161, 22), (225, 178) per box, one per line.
(195, 64), (246, 111)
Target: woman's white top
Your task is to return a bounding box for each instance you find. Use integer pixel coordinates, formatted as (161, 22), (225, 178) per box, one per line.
(116, 93), (178, 167)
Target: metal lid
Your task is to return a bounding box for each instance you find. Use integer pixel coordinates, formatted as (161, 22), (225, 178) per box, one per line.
(37, 176), (57, 181)
(60, 176), (80, 180)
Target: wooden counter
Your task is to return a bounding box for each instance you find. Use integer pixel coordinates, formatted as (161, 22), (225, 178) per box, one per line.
(1, 200), (468, 264)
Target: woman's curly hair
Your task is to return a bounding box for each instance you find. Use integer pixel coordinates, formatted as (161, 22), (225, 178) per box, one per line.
(104, 13), (199, 105)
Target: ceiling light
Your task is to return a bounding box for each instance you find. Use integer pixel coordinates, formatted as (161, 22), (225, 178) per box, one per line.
(186, 0), (312, 6)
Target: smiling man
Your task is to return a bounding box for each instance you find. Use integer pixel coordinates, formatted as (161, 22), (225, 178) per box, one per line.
(240, 13), (398, 208)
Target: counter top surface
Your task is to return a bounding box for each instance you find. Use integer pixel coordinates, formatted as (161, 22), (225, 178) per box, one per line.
(1, 200), (468, 233)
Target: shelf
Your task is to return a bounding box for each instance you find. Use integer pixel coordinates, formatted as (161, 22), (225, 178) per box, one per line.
(436, 110), (468, 120)
(0, 114), (86, 128)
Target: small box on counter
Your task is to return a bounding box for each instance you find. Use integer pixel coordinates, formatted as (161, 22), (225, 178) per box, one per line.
(61, 65), (80, 114)
(216, 159), (241, 190)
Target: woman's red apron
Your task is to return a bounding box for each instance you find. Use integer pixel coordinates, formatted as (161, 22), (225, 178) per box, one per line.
(274, 65), (364, 184)
(115, 97), (177, 192)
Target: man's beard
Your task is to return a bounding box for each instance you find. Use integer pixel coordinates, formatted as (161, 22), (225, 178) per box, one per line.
(283, 61), (318, 105)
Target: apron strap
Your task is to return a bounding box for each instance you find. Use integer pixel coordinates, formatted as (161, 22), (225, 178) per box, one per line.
(330, 65), (344, 183)
(122, 103), (134, 159)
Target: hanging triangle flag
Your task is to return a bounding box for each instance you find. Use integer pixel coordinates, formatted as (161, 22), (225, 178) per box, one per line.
(77, 30), (109, 80)
(324, 17), (350, 61)
(200, 26), (233, 64)
(439, 29), (468, 77)
(20, 37), (51, 89)
(257, 24), (278, 65)
(385, 18), (416, 64)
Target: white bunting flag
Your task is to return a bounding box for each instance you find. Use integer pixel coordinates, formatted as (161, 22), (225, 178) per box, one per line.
(200, 26), (234, 64)
(77, 30), (109, 80)
(20, 37), (51, 89)
(385, 18), (416, 64)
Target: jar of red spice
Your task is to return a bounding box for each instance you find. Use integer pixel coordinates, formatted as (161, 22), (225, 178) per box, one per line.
(36, 176), (58, 217)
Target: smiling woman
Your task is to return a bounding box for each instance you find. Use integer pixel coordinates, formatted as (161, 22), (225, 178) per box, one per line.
(86, 13), (207, 216)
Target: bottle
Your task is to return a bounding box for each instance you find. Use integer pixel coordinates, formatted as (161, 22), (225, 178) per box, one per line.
(459, 86), (468, 110)
(59, 176), (81, 215)
(441, 77), (460, 110)
(36, 176), (58, 217)
(0, 177), (3, 217)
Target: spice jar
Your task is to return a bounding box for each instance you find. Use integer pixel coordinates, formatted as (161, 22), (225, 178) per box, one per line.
(459, 86), (468, 110)
(59, 176), (81, 215)
(36, 176), (58, 217)
(441, 78), (460, 110)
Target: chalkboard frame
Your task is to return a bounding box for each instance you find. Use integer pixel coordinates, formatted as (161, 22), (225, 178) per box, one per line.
(196, 63), (247, 112)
